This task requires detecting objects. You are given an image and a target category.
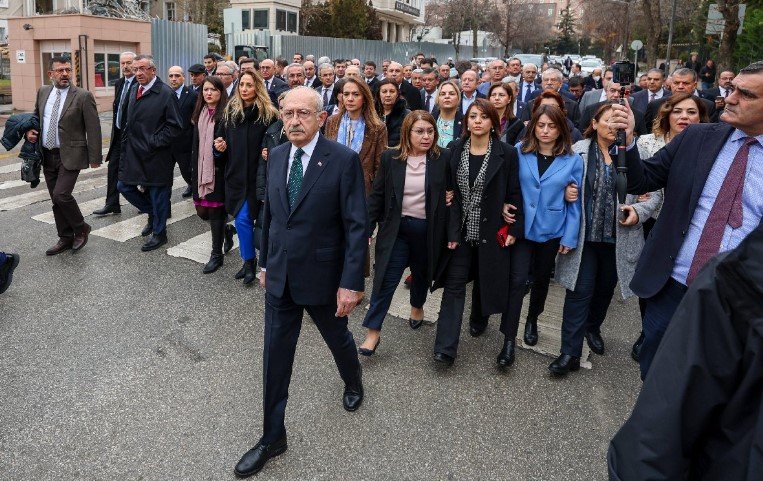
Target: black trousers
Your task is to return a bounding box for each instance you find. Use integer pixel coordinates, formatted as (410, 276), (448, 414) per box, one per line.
(501, 237), (560, 340)
(173, 150), (193, 186)
(262, 282), (360, 443)
(42, 149), (85, 238)
(104, 129), (122, 208)
(434, 243), (485, 358)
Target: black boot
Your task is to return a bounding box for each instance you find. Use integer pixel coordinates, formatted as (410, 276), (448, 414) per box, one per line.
(631, 331), (645, 362)
(203, 219), (225, 274)
(235, 263), (246, 280)
(224, 224), (237, 254)
(243, 259), (257, 285)
(524, 318), (539, 346)
(497, 337), (515, 367)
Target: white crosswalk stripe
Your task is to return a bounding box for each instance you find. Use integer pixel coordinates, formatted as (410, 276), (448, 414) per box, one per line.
(90, 199), (196, 242)
(166, 224), (239, 264)
(0, 163), (23, 175)
(0, 175), (109, 211)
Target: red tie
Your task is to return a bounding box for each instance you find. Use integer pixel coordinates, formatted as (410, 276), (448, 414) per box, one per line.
(686, 137), (758, 284)
(136, 85), (144, 99)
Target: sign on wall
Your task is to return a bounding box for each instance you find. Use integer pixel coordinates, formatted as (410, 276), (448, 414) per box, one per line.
(16, 50), (25, 63)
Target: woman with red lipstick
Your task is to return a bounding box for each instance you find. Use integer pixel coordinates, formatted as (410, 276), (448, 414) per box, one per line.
(502, 105), (583, 369)
(358, 111), (453, 355)
(432, 99), (524, 367)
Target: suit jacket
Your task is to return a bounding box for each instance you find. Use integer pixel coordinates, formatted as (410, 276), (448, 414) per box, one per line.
(367, 148), (452, 298)
(265, 76), (289, 105)
(305, 76), (321, 89)
(521, 97), (581, 128)
(35, 84), (102, 170)
(431, 106), (464, 141)
(106, 76), (134, 162)
(399, 80), (424, 111)
(584, 75), (603, 91)
(259, 135), (368, 305)
(579, 88), (605, 113)
(314, 83), (337, 107)
(119, 77), (183, 186)
(578, 100), (647, 135)
(631, 88), (671, 114)
(527, 88), (575, 103)
(624, 122), (735, 298)
(323, 114), (388, 193)
(518, 80), (539, 103)
(644, 94), (717, 133)
(173, 85), (198, 155)
(364, 77), (379, 90)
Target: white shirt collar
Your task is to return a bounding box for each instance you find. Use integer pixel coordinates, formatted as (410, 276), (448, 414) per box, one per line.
(139, 76), (157, 91)
(175, 85), (184, 97)
(288, 132), (320, 181)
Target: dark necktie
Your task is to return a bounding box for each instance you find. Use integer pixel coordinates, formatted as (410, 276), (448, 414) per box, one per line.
(136, 85), (144, 100)
(425, 94), (431, 112)
(724, 88), (729, 98)
(288, 148), (305, 210)
(650, 92), (656, 102)
(323, 87), (329, 106)
(115, 80), (130, 130)
(686, 137), (758, 284)
(524, 83), (531, 103)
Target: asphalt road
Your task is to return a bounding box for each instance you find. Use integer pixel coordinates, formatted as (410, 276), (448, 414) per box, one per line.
(0, 119), (642, 480)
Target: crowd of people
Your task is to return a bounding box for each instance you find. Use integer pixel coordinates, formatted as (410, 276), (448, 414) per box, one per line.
(4, 49), (762, 479)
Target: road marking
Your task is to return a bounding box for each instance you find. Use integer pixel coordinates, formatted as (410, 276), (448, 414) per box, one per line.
(0, 175), (108, 211)
(30, 176), (186, 224)
(90, 198), (196, 242)
(0, 158), (108, 190)
(166, 224), (239, 264)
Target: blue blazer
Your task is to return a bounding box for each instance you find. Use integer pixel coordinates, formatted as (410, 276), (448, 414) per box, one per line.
(260, 134), (368, 305)
(516, 145), (583, 248)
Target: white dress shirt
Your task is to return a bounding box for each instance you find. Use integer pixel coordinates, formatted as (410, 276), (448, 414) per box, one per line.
(647, 88), (665, 102)
(599, 89), (608, 102)
(226, 83), (235, 97)
(287, 131), (320, 183)
(461, 92), (477, 114)
(42, 86), (70, 148)
(719, 86), (732, 97)
(304, 76), (317, 86)
(175, 85), (184, 99)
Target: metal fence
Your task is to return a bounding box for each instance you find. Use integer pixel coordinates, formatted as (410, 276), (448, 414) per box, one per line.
(151, 19), (208, 80)
(233, 32), (504, 64)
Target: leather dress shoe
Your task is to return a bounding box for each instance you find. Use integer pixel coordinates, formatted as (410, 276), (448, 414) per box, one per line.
(497, 339), (515, 367)
(342, 365), (363, 412)
(469, 319), (487, 337)
(141, 233), (168, 252)
(141, 219), (154, 237)
(523, 318), (539, 346)
(92, 205), (121, 216)
(181, 185), (193, 198)
(585, 331), (605, 355)
(242, 259), (257, 285)
(433, 352), (454, 366)
(0, 253), (20, 294)
(72, 223), (91, 252)
(548, 354), (580, 376)
(203, 253), (224, 274)
(46, 238), (73, 256)
(408, 318), (423, 330)
(234, 435), (287, 478)
(224, 225), (237, 254)
(631, 331), (645, 362)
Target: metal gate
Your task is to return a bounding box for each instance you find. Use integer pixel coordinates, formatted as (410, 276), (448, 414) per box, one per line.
(151, 19), (208, 80)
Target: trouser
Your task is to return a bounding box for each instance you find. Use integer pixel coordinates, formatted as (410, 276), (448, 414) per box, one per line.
(363, 217), (428, 330)
(196, 205), (228, 256)
(638, 218), (657, 319)
(434, 243), (484, 358)
(42, 149), (85, 239)
(173, 151), (193, 186)
(104, 129), (122, 208)
(560, 242), (618, 357)
(639, 278), (687, 380)
(235, 200), (256, 262)
(262, 282), (360, 443)
(117, 182), (171, 235)
(501, 237), (560, 340)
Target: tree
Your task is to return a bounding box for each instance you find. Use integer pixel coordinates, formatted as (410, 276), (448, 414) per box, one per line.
(552, 5), (577, 54)
(716, 0), (744, 72)
(733, 6), (763, 69)
(330, 0), (369, 39)
(484, 0), (540, 56)
(639, 0), (662, 68)
(365, 1), (383, 40)
(300, 0), (331, 37)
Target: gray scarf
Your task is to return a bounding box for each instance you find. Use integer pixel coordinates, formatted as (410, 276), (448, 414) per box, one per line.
(457, 138), (492, 242)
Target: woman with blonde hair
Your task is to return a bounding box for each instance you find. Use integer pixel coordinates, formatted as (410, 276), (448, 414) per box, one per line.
(324, 77), (388, 194)
(432, 80), (463, 148)
(214, 70), (278, 285)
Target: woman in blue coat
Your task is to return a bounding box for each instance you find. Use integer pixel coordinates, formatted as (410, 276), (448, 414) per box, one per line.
(501, 104), (583, 364)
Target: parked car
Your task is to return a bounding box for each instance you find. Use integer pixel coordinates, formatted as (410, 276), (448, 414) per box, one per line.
(513, 53), (546, 68)
(580, 58), (603, 76)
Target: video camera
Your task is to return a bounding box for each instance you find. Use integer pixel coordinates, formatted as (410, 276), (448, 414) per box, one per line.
(611, 60), (636, 208)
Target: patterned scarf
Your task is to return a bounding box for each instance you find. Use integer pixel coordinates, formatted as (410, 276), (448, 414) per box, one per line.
(337, 112), (366, 154)
(587, 142), (617, 242)
(197, 107), (217, 199)
(457, 137), (492, 242)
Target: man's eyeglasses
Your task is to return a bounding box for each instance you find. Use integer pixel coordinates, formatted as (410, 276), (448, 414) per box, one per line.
(52, 68), (72, 74)
(281, 109), (316, 120)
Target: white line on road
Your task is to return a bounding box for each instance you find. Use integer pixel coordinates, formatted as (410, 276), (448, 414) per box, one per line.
(166, 224), (239, 264)
(0, 175), (109, 211)
(90, 198), (196, 242)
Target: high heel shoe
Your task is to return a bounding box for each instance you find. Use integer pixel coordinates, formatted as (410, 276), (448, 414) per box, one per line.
(358, 338), (380, 356)
(408, 317), (424, 330)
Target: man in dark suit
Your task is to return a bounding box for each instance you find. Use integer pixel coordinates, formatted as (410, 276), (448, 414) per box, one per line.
(315, 62), (336, 107)
(117, 54), (182, 252)
(166, 65), (197, 198)
(187, 63), (206, 93)
(420, 67), (439, 113)
(260, 59), (289, 105)
(234, 86), (367, 478)
(644, 68), (717, 131)
(609, 61), (763, 380)
(363, 60), (379, 89)
(631, 68), (671, 114)
(526, 68), (577, 102)
(303, 60), (320, 88)
(28, 56), (102, 255)
(518, 63), (540, 103)
(703, 69), (735, 115)
(520, 69), (580, 127)
(583, 67), (604, 91)
(95, 51), (135, 216)
(459, 69), (485, 114)
(386, 61), (424, 111)
(577, 82), (647, 134)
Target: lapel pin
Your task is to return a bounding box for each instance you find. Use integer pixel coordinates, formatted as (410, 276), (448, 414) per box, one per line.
(318, 161), (323, 167)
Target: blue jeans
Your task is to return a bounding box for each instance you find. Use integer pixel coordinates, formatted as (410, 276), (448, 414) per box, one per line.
(235, 200), (256, 261)
(117, 182), (171, 235)
(561, 242), (618, 357)
(363, 217), (428, 330)
(639, 278), (687, 380)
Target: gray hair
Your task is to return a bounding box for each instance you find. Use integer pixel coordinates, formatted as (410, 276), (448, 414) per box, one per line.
(134, 54), (155, 69)
(673, 67), (697, 81)
(317, 56), (331, 67)
(318, 63), (334, 75)
(305, 54), (315, 62)
(522, 63), (537, 72)
(120, 51), (136, 59)
(647, 68), (665, 79)
(542, 68), (563, 82)
(216, 64), (232, 75)
(740, 61), (763, 74)
(286, 63), (306, 76)
(285, 86), (324, 112)
(226, 60), (239, 71)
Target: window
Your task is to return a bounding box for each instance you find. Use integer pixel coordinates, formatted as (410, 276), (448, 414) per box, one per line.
(253, 9), (268, 29)
(276, 9), (286, 31)
(94, 53), (121, 87)
(242, 9), (250, 29)
(165, 1), (176, 21)
(287, 12), (297, 32)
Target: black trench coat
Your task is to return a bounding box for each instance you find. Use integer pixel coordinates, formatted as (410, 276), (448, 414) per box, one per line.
(217, 106), (274, 218)
(367, 148), (454, 299)
(433, 138), (524, 316)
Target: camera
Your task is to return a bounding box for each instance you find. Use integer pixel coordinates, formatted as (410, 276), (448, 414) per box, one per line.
(612, 60), (636, 85)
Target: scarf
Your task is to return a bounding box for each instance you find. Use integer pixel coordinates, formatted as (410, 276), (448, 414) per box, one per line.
(337, 112), (366, 154)
(197, 107), (217, 199)
(587, 141), (617, 243)
(457, 137), (492, 242)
